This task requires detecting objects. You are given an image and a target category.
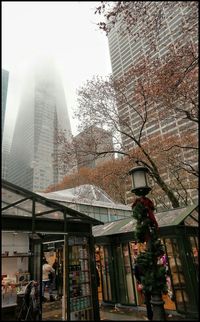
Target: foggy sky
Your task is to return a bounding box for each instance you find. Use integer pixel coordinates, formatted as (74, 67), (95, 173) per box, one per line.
(2, 1), (112, 142)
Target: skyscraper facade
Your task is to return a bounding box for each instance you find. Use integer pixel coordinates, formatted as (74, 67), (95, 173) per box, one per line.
(1, 69), (9, 138)
(74, 126), (114, 170)
(107, 3), (198, 206)
(7, 58), (72, 191)
(2, 69), (10, 180)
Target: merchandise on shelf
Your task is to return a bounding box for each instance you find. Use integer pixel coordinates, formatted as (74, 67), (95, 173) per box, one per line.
(68, 236), (93, 320)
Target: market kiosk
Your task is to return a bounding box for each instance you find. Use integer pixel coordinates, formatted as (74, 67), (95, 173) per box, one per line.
(93, 204), (198, 319)
(1, 179), (102, 321)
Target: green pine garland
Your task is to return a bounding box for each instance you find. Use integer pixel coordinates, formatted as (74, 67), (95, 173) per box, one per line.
(132, 201), (151, 242)
(132, 200), (167, 294)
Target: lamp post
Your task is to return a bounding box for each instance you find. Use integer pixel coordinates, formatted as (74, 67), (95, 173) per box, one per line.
(129, 166), (166, 321)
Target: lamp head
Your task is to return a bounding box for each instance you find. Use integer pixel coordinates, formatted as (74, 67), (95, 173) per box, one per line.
(129, 166), (151, 196)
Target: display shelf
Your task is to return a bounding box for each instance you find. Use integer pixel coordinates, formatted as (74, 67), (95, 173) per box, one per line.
(2, 303), (17, 309)
(2, 282), (29, 287)
(71, 282), (90, 286)
(70, 294), (91, 299)
(68, 236), (93, 320)
(2, 254), (32, 258)
(70, 308), (93, 321)
(70, 307), (93, 313)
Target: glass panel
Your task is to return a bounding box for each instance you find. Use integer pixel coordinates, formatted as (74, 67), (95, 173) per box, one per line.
(158, 238), (176, 311)
(32, 242), (41, 283)
(29, 240), (42, 320)
(99, 246), (107, 301)
(2, 188), (27, 206)
(129, 242), (149, 306)
(155, 208), (182, 227)
(100, 214), (108, 222)
(164, 238), (187, 313)
(95, 246), (102, 304)
(122, 243), (136, 304)
(132, 170), (147, 189)
(41, 212), (64, 219)
(2, 199), (33, 217)
(129, 242), (144, 305)
(99, 246), (112, 302)
(189, 236), (199, 279)
(115, 245), (127, 303)
(104, 247), (112, 301)
(184, 209), (198, 226)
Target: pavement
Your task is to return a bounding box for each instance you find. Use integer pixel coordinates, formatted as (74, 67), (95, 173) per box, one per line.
(41, 297), (198, 321)
(99, 304), (198, 321)
(100, 305), (145, 320)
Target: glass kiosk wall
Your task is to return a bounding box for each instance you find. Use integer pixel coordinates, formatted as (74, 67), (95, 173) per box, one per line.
(2, 180), (102, 321)
(41, 233), (99, 321)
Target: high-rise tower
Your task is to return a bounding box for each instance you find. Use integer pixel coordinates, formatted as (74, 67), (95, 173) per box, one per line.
(107, 3), (198, 205)
(2, 69), (10, 179)
(74, 126), (114, 170)
(7, 58), (72, 191)
(1, 69), (9, 138)
(108, 2), (197, 149)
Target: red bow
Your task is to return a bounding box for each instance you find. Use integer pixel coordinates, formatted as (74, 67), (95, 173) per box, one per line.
(132, 196), (158, 229)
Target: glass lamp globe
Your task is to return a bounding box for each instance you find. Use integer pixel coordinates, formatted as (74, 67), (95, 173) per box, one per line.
(129, 166), (151, 196)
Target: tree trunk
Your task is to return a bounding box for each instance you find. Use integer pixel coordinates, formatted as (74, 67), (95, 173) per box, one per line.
(139, 146), (180, 208)
(154, 173), (180, 208)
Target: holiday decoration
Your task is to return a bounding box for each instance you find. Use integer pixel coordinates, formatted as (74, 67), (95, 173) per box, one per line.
(132, 197), (167, 294)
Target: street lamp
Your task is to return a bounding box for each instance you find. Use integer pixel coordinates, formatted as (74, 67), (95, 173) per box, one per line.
(129, 166), (166, 321)
(129, 166), (151, 196)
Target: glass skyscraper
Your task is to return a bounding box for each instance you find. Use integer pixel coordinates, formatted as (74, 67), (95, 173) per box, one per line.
(1, 69), (9, 139)
(7, 58), (72, 191)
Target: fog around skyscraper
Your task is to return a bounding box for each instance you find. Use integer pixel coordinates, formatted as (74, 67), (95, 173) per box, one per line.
(2, 2), (112, 193)
(2, 1), (112, 136)
(1, 69), (9, 137)
(7, 56), (72, 191)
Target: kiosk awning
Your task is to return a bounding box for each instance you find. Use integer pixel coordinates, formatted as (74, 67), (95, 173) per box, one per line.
(92, 203), (198, 237)
(2, 180), (102, 232)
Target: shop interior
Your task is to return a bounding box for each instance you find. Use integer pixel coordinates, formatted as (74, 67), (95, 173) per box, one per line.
(93, 204), (198, 318)
(42, 240), (64, 321)
(2, 233), (100, 321)
(95, 241), (175, 311)
(2, 180), (102, 321)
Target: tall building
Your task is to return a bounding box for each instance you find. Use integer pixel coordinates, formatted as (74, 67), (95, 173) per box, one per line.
(2, 138), (10, 180)
(107, 3), (198, 206)
(2, 69), (10, 179)
(1, 69), (9, 138)
(74, 126), (114, 170)
(7, 58), (72, 191)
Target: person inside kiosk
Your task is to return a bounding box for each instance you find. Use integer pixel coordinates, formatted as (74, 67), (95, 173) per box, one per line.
(42, 258), (55, 302)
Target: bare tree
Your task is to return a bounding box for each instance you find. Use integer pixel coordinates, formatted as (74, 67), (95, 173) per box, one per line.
(53, 2), (198, 209)
(54, 42), (197, 209)
(94, 2), (198, 44)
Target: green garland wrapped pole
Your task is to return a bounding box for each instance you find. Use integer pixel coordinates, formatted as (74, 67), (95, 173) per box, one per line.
(129, 167), (167, 321)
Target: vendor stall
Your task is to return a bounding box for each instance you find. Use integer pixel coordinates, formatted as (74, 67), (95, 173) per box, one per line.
(2, 179), (102, 321)
(93, 204), (198, 319)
